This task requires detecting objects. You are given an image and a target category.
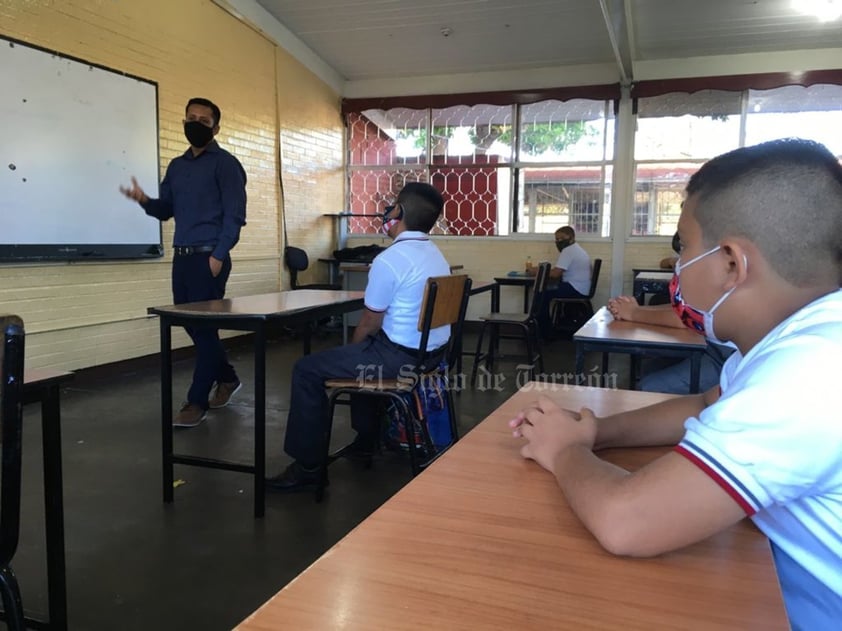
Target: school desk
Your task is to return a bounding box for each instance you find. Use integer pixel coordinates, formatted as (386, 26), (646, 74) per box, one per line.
(148, 290), (364, 518)
(574, 306), (707, 393)
(234, 385), (788, 630)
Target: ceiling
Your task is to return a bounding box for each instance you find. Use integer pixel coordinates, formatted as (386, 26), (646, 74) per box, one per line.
(248, 0), (842, 88)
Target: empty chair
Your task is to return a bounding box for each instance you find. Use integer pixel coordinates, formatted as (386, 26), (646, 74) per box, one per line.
(550, 258), (602, 334)
(470, 262), (550, 387)
(0, 315), (26, 630)
(318, 274), (472, 501)
(284, 246), (342, 290)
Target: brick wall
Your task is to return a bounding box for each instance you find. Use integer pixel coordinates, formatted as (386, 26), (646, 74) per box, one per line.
(0, 0), (341, 370)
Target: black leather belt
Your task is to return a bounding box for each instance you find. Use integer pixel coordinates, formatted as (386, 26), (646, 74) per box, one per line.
(173, 245), (215, 256)
(378, 331), (447, 360)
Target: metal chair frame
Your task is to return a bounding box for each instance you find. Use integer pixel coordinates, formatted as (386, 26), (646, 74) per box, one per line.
(317, 275), (472, 502)
(0, 316), (26, 630)
(470, 262), (550, 387)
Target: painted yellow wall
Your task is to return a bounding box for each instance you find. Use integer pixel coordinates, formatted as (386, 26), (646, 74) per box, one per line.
(345, 234), (673, 319)
(0, 0), (341, 370)
(275, 46), (345, 288)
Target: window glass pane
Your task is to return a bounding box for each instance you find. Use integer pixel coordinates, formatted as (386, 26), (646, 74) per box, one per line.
(348, 108), (428, 166)
(516, 165), (610, 235)
(519, 99), (609, 162)
(348, 167), (427, 234)
(632, 163), (700, 236)
(746, 84), (842, 155)
(635, 90), (741, 160)
(430, 104), (513, 164)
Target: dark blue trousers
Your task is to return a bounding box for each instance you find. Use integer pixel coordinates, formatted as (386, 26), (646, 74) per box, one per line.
(284, 332), (434, 467)
(172, 253), (238, 408)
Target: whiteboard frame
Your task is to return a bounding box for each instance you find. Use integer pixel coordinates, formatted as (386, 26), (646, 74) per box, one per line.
(0, 35), (163, 262)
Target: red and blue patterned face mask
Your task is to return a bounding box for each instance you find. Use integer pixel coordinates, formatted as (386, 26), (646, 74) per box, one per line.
(381, 203), (403, 235)
(669, 245), (744, 345)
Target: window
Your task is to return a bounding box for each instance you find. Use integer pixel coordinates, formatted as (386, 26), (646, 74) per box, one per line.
(631, 83), (842, 236)
(346, 99), (614, 236)
(633, 90), (741, 236)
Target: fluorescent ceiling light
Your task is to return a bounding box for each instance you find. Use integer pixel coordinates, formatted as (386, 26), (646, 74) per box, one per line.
(791, 0), (842, 22)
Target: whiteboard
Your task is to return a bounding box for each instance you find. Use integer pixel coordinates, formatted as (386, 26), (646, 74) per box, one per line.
(0, 36), (162, 261)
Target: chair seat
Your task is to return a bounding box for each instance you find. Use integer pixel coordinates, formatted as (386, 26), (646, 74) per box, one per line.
(480, 312), (531, 323)
(324, 378), (415, 391)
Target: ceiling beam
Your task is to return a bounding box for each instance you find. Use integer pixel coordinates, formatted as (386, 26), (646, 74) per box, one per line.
(598, 0), (635, 84)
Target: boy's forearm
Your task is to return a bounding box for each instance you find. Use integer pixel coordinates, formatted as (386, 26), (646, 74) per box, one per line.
(594, 394), (706, 450)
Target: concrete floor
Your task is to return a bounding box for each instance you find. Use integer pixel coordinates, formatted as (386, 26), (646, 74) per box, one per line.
(14, 328), (617, 630)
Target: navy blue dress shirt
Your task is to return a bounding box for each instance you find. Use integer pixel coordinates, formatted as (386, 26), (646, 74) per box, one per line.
(142, 141), (247, 260)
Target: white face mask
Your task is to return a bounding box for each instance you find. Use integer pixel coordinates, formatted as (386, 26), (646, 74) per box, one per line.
(674, 245), (745, 345)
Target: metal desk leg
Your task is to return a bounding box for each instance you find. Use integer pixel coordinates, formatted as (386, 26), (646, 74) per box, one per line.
(689, 351), (702, 394)
(160, 319), (174, 504)
(253, 327), (266, 518)
(575, 343), (585, 385)
(522, 286), (530, 313)
(41, 384), (68, 631)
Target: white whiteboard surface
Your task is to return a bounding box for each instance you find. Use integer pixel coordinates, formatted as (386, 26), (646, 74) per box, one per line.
(0, 36), (162, 260)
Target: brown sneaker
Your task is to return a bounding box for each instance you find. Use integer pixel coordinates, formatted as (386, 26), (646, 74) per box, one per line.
(173, 403), (207, 428)
(209, 380), (242, 409)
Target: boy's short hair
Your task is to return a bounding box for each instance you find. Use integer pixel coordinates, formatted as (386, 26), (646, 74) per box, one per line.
(686, 138), (842, 285)
(397, 182), (444, 233)
(556, 226), (576, 240)
(186, 97), (221, 126)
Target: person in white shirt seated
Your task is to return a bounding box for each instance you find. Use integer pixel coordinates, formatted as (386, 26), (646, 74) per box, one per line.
(527, 225), (592, 338)
(268, 182), (451, 493)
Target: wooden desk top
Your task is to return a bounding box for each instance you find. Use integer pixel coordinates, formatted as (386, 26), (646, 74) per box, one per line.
(575, 307), (707, 349)
(147, 290), (364, 320)
(634, 270), (674, 281)
(236, 386), (787, 630)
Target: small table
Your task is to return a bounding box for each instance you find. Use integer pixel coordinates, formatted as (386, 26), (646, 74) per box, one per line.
(16, 368), (75, 631)
(633, 270), (673, 305)
(493, 273), (532, 313)
(148, 290), (364, 518)
(234, 385), (788, 630)
(574, 307), (707, 393)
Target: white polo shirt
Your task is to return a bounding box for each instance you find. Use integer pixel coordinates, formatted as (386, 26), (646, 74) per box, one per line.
(554, 242), (591, 295)
(364, 231), (451, 351)
(676, 289), (842, 628)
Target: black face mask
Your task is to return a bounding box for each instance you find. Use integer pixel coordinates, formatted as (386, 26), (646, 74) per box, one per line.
(184, 121), (215, 148)
(555, 239), (571, 252)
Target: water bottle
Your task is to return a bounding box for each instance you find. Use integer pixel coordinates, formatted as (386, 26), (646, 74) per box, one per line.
(525, 256), (533, 273)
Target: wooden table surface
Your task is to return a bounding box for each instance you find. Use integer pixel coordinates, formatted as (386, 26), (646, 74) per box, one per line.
(575, 306), (707, 349)
(236, 386), (787, 631)
(148, 289), (365, 319)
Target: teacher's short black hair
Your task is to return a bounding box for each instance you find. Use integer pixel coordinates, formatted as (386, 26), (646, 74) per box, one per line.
(186, 97), (221, 126)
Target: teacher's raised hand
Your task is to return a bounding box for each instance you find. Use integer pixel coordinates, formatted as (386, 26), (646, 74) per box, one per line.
(119, 176), (149, 204)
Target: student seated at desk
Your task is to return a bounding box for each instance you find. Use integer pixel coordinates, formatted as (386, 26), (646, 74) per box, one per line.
(527, 226), (592, 338)
(267, 182), (451, 493)
(510, 139), (842, 629)
(607, 296), (734, 393)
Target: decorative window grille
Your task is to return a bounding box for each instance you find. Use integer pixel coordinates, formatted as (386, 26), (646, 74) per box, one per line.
(346, 99), (614, 236)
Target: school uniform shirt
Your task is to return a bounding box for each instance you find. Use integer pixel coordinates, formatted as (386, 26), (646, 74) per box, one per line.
(554, 242), (591, 295)
(676, 289), (842, 629)
(364, 231), (451, 351)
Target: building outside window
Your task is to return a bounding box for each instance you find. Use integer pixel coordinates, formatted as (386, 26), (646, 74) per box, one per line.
(345, 81), (842, 239)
